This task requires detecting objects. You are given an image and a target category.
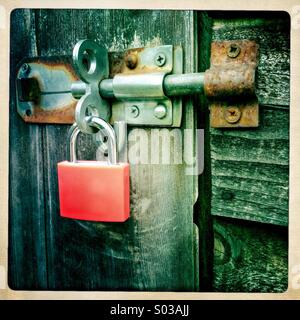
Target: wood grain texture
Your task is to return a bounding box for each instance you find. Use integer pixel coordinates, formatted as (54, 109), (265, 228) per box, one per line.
(211, 109), (289, 226)
(213, 216), (288, 292)
(210, 13), (290, 226)
(8, 9), (198, 290)
(209, 12), (289, 293)
(9, 9), (48, 289)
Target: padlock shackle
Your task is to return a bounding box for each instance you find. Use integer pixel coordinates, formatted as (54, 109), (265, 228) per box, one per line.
(68, 116), (117, 165)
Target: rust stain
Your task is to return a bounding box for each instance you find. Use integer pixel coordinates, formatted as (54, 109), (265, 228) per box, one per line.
(22, 101), (76, 124)
(33, 59), (79, 81)
(210, 40), (259, 66)
(207, 40), (259, 128)
(124, 52), (138, 69)
(210, 101), (259, 128)
(204, 65), (256, 98)
(108, 47), (168, 77)
(109, 52), (125, 77)
(17, 57), (79, 124)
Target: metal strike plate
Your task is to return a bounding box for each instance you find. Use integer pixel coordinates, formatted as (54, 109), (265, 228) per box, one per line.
(205, 40), (259, 128)
(16, 57), (78, 124)
(110, 45), (183, 126)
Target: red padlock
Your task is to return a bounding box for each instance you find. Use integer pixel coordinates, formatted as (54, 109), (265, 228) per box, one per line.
(57, 117), (130, 222)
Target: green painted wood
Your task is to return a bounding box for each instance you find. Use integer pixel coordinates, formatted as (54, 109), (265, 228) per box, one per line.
(213, 216), (288, 292)
(9, 9), (48, 289)
(211, 109), (289, 226)
(8, 9), (199, 290)
(210, 13), (290, 226)
(209, 12), (289, 293)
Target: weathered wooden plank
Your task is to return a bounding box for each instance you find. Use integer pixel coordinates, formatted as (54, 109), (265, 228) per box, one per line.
(213, 216), (288, 292)
(210, 13), (290, 226)
(34, 9), (197, 290)
(211, 159), (288, 225)
(211, 109), (289, 225)
(209, 12), (289, 293)
(9, 9), (48, 289)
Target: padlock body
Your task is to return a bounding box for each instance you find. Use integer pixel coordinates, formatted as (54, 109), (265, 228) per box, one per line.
(57, 161), (130, 222)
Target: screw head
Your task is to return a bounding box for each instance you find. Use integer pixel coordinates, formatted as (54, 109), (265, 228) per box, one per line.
(129, 105), (139, 118)
(227, 43), (241, 58)
(125, 53), (138, 69)
(21, 63), (30, 74)
(154, 105), (167, 119)
(224, 106), (242, 124)
(155, 52), (166, 67)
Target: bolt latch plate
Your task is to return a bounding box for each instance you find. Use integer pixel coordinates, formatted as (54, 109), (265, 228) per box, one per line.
(205, 40), (259, 128)
(110, 45), (183, 127)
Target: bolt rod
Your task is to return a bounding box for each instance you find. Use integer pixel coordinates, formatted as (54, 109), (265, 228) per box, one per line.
(163, 73), (205, 96)
(71, 73), (205, 100)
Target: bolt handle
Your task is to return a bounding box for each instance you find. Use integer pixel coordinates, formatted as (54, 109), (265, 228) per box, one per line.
(72, 39), (111, 134)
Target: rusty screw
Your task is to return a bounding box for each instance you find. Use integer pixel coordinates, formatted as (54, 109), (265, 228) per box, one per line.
(227, 43), (241, 58)
(125, 53), (138, 69)
(155, 52), (166, 67)
(224, 106), (242, 124)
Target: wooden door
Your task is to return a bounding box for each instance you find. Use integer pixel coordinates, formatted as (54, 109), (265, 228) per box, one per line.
(9, 9), (289, 292)
(208, 12), (289, 292)
(9, 9), (201, 291)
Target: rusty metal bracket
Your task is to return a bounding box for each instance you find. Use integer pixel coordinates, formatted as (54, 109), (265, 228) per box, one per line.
(16, 57), (79, 124)
(204, 40), (259, 128)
